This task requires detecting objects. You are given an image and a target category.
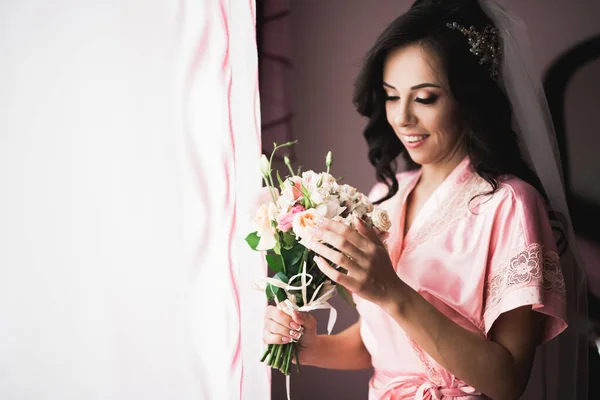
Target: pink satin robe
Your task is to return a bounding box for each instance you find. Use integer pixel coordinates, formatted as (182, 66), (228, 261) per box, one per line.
(354, 157), (567, 400)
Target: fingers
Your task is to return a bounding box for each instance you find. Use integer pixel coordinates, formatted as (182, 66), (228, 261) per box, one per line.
(263, 330), (297, 344)
(354, 216), (383, 247)
(373, 226), (389, 240)
(317, 217), (372, 250)
(263, 306), (304, 345)
(308, 226), (365, 262)
(292, 310), (315, 331)
(314, 255), (354, 288)
(308, 239), (362, 272)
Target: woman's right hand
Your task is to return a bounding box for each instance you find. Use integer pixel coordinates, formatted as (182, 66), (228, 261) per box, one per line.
(263, 306), (317, 351)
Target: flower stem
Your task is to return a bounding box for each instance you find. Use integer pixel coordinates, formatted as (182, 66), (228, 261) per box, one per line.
(285, 163), (296, 177)
(260, 343), (299, 376)
(273, 344), (283, 370)
(283, 344), (291, 375)
(262, 174), (277, 203)
(294, 344), (301, 374)
(260, 344), (272, 362)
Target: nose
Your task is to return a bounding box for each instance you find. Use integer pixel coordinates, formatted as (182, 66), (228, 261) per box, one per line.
(393, 101), (416, 127)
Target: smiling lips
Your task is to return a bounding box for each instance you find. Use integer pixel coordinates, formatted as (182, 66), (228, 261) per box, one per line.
(402, 134), (430, 148)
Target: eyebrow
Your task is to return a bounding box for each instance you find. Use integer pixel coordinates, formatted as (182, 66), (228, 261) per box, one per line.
(382, 81), (442, 90)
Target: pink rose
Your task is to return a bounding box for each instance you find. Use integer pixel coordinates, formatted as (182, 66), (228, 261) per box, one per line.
(278, 204), (306, 232)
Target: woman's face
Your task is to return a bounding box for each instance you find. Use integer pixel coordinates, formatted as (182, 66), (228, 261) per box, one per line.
(383, 43), (465, 166)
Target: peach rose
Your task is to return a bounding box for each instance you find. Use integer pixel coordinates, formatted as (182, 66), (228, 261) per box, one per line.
(292, 208), (321, 247)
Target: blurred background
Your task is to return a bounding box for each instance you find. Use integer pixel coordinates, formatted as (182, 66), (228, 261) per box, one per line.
(256, 0), (600, 398)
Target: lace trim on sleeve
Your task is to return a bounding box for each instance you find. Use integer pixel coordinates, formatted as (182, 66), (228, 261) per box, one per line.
(484, 243), (566, 316)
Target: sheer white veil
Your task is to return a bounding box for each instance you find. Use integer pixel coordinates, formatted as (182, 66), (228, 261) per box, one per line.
(479, 1), (589, 398)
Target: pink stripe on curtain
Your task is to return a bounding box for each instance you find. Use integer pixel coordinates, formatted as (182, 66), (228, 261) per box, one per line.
(190, 0), (268, 399)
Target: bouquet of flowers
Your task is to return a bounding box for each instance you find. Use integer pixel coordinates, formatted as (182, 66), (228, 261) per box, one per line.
(245, 141), (391, 376)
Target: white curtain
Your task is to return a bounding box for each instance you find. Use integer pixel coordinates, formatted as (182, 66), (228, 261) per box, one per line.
(0, 1), (269, 399)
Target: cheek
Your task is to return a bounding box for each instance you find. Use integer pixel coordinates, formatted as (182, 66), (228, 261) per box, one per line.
(425, 105), (459, 138)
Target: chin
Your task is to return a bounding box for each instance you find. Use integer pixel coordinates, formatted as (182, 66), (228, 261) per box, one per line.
(405, 150), (434, 166)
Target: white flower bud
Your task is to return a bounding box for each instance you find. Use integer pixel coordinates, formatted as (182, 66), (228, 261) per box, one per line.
(260, 154), (270, 176)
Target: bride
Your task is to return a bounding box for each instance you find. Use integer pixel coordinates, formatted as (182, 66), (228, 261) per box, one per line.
(262, 1), (587, 398)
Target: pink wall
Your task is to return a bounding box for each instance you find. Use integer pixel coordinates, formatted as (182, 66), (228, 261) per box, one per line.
(273, 0), (600, 398)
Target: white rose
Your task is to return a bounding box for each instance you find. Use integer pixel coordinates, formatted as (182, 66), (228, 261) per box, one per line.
(301, 171), (320, 191)
(315, 199), (346, 219)
(311, 185), (331, 205)
(268, 202), (279, 221)
(338, 184), (357, 203)
(351, 193), (373, 216)
(371, 207), (392, 232)
(320, 173), (336, 187)
(254, 204), (277, 250)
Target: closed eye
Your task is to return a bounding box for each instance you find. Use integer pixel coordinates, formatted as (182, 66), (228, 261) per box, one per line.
(385, 95), (399, 101)
(415, 96), (438, 105)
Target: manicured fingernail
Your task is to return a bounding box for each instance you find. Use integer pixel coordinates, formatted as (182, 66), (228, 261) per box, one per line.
(290, 321), (301, 330)
(316, 217), (324, 226)
(307, 226), (318, 233)
(282, 336), (290, 343)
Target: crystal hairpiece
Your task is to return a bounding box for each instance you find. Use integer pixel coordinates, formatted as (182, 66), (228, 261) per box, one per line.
(445, 22), (502, 80)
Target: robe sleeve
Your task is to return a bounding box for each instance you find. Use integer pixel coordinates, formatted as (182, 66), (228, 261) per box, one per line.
(482, 181), (567, 343)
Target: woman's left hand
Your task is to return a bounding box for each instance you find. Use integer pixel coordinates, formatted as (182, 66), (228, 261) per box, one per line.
(306, 216), (405, 308)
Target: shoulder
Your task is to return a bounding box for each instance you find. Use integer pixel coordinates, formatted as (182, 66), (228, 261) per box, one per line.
(484, 175), (553, 245)
(492, 175), (547, 212)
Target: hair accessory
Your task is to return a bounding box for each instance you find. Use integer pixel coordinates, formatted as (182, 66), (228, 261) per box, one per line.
(445, 22), (502, 80)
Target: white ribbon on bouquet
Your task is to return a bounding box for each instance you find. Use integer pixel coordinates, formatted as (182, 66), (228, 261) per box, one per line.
(254, 259), (339, 336)
(254, 259), (340, 400)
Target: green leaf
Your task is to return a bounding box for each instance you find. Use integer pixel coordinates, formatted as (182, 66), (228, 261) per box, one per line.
(275, 289), (287, 303)
(337, 285), (356, 308)
(266, 254), (285, 274)
(265, 283), (276, 301)
(245, 232), (260, 251)
(265, 283), (286, 303)
(273, 240), (281, 255)
(272, 272), (289, 302)
(281, 243), (305, 275)
(273, 271), (289, 284)
(282, 231), (296, 250)
(276, 170), (285, 189)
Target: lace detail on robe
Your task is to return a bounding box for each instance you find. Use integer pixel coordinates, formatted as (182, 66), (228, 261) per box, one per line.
(484, 243), (566, 316)
(403, 173), (489, 254)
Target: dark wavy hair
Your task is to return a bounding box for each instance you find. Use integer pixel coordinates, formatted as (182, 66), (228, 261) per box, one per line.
(353, 0), (547, 206)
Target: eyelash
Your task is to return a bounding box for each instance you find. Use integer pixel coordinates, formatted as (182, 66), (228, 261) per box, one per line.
(385, 95), (438, 105)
